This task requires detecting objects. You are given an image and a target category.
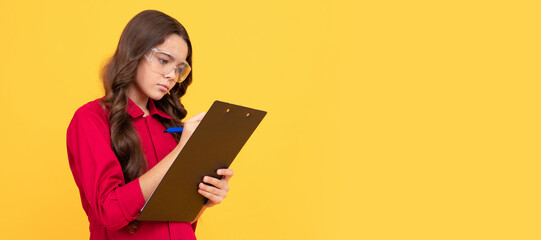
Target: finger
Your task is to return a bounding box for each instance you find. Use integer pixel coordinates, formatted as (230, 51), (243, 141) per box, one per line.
(203, 176), (226, 190)
(217, 169), (234, 181)
(198, 182), (226, 197)
(184, 112), (205, 124)
(190, 112), (206, 122)
(198, 188), (224, 204)
(217, 169), (234, 176)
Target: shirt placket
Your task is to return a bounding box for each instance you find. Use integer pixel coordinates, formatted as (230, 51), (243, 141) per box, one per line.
(144, 116), (160, 169)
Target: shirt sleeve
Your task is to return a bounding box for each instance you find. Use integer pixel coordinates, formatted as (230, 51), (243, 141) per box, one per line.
(66, 105), (146, 231)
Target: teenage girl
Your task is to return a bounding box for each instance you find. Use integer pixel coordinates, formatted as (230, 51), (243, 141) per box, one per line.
(66, 10), (233, 239)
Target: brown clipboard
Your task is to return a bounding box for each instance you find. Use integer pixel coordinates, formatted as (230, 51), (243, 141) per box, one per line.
(137, 100), (266, 222)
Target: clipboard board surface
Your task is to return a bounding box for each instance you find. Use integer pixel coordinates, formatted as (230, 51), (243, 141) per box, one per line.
(137, 100), (266, 222)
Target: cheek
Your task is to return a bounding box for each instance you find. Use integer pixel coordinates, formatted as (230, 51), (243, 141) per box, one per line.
(135, 64), (155, 86)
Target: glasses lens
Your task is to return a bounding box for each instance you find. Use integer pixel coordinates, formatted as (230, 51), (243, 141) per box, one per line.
(176, 64), (191, 82)
(149, 50), (191, 83)
(150, 51), (176, 73)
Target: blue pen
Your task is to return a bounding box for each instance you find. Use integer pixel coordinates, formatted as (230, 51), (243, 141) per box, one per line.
(163, 127), (183, 133)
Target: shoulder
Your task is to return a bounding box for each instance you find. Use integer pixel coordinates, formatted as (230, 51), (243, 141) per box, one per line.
(70, 97), (109, 126)
(74, 97), (106, 117)
(66, 97), (112, 148)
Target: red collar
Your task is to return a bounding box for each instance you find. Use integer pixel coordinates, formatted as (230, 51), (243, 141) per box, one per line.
(127, 97), (173, 119)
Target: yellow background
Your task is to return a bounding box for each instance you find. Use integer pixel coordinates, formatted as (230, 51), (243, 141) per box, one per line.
(0, 0), (540, 239)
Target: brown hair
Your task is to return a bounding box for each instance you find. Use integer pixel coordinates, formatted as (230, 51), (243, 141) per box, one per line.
(100, 10), (193, 184)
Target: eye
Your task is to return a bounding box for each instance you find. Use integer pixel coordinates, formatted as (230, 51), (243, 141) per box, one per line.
(158, 58), (169, 64)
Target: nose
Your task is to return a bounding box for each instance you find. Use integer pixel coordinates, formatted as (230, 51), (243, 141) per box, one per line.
(163, 68), (177, 81)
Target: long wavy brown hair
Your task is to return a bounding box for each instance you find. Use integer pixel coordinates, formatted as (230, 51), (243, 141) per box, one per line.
(100, 10), (193, 184)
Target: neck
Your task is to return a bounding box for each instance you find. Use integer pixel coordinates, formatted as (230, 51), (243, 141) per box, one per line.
(128, 85), (150, 116)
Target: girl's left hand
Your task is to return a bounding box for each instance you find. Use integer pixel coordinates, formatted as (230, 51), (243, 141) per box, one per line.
(198, 169), (234, 208)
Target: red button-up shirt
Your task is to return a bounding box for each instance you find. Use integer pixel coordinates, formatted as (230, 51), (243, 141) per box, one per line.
(67, 97), (198, 240)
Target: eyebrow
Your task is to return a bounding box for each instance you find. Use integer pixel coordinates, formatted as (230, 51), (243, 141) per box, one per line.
(160, 51), (187, 66)
(162, 53), (175, 61)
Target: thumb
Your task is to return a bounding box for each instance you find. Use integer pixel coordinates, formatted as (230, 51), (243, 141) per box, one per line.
(188, 111), (206, 122)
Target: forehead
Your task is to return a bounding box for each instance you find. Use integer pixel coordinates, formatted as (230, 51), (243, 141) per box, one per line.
(153, 34), (189, 61)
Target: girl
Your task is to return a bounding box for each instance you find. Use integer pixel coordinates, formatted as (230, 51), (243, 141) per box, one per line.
(66, 10), (233, 239)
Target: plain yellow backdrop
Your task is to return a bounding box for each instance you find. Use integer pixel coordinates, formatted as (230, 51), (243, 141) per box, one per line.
(0, 0), (540, 239)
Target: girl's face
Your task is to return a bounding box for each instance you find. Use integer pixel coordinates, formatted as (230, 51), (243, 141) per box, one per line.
(131, 34), (189, 101)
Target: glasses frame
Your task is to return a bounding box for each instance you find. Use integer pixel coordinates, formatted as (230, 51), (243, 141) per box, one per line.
(144, 47), (191, 83)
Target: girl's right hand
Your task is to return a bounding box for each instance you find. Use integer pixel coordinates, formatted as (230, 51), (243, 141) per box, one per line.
(178, 112), (206, 147)
(140, 111), (206, 202)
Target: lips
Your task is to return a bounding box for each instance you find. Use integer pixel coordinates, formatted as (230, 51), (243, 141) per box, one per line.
(157, 84), (169, 92)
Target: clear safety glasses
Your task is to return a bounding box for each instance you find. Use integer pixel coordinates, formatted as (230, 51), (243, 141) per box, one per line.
(144, 48), (191, 83)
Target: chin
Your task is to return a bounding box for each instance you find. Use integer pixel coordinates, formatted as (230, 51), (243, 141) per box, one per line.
(148, 91), (167, 101)
(150, 95), (166, 101)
